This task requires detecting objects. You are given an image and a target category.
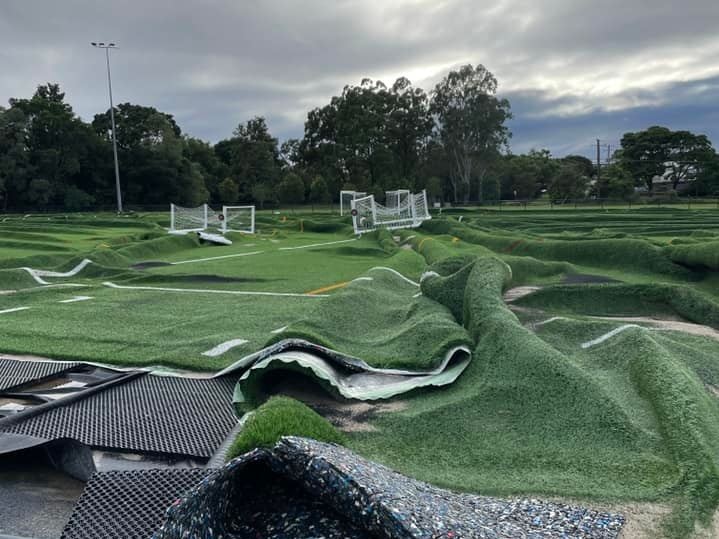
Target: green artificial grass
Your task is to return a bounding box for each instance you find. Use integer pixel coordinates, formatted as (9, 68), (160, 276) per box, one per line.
(666, 241), (719, 271)
(514, 283), (719, 328)
(272, 267), (472, 370)
(226, 396), (345, 459)
(2, 209), (719, 537)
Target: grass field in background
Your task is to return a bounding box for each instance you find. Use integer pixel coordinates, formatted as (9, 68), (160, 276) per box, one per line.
(1, 207), (719, 537)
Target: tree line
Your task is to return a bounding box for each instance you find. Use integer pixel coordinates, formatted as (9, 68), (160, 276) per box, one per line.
(1, 65), (718, 211)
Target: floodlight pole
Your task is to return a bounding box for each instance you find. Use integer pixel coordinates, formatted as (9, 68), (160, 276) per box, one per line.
(92, 42), (123, 213)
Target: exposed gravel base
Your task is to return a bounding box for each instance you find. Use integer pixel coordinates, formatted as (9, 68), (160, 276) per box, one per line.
(155, 437), (625, 539)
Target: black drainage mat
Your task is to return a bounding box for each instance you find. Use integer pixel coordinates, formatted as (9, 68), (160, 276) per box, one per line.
(0, 358), (78, 392)
(0, 374), (238, 458)
(61, 468), (213, 539)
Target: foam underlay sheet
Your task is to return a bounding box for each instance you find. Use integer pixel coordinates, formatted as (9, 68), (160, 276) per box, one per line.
(216, 338), (472, 408)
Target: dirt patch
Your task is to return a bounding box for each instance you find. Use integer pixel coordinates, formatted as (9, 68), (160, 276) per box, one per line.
(131, 261), (172, 270)
(562, 274), (621, 285)
(503, 286), (541, 303)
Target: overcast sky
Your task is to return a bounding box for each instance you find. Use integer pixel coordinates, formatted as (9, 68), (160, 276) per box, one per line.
(1, 0), (718, 159)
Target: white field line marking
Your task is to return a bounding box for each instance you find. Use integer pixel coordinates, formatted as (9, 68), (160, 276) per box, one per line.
(102, 282), (328, 298)
(581, 324), (643, 349)
(202, 339), (249, 357)
(21, 258), (93, 285)
(278, 238), (357, 251)
(0, 307), (30, 315)
(58, 296), (93, 304)
(351, 277), (373, 282)
(535, 316), (568, 327)
(412, 292), (423, 298)
(170, 251), (264, 265)
(368, 267), (420, 287)
(270, 326), (287, 334)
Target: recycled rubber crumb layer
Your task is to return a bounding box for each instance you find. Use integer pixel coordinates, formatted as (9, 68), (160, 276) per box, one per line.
(0, 358), (78, 391)
(61, 468), (213, 539)
(154, 437), (626, 539)
(0, 374), (238, 458)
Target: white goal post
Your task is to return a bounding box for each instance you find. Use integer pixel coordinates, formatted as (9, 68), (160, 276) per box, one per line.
(340, 190), (366, 216)
(351, 190), (431, 235)
(221, 205), (255, 234)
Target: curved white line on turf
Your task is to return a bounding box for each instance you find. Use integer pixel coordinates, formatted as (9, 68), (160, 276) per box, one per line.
(0, 307), (29, 315)
(368, 267), (420, 287)
(102, 282), (328, 298)
(535, 316), (568, 327)
(202, 339), (249, 357)
(351, 277), (373, 282)
(412, 292), (422, 298)
(581, 324), (643, 349)
(21, 258), (93, 285)
(270, 326), (287, 334)
(278, 238), (357, 251)
(58, 296), (93, 304)
(170, 251), (264, 265)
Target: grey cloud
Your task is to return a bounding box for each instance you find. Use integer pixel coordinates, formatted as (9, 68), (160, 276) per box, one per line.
(1, 0), (717, 152)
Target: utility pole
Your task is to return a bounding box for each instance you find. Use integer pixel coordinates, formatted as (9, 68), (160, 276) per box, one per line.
(91, 42), (123, 213)
(596, 139), (602, 183)
(606, 144), (611, 165)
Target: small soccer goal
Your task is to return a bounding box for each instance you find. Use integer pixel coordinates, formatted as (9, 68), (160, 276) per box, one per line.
(351, 190), (431, 235)
(170, 203), (255, 234)
(221, 205), (255, 234)
(340, 190), (367, 216)
(170, 203), (213, 233)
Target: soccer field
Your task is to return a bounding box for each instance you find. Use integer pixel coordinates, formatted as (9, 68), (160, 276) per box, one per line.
(2, 208), (719, 537)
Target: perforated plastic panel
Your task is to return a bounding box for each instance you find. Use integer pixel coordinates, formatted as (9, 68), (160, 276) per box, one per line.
(61, 468), (212, 539)
(0, 358), (78, 391)
(1, 374), (238, 458)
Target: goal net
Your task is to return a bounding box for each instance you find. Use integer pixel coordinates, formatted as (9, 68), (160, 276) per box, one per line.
(351, 190), (431, 235)
(170, 203), (211, 232)
(340, 190), (366, 216)
(385, 189), (411, 214)
(221, 205), (255, 234)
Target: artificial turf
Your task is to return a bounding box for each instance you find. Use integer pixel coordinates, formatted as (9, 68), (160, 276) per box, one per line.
(1, 208), (719, 537)
(226, 396), (346, 459)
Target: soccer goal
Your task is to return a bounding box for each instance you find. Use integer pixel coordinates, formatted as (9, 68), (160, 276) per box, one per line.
(221, 205), (255, 234)
(170, 203), (212, 232)
(340, 190), (367, 216)
(351, 190), (431, 235)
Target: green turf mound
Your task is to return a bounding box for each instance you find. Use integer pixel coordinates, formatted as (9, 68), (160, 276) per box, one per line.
(514, 283), (719, 329)
(666, 241), (719, 271)
(227, 396), (345, 459)
(351, 253), (719, 537)
(270, 267), (472, 371)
